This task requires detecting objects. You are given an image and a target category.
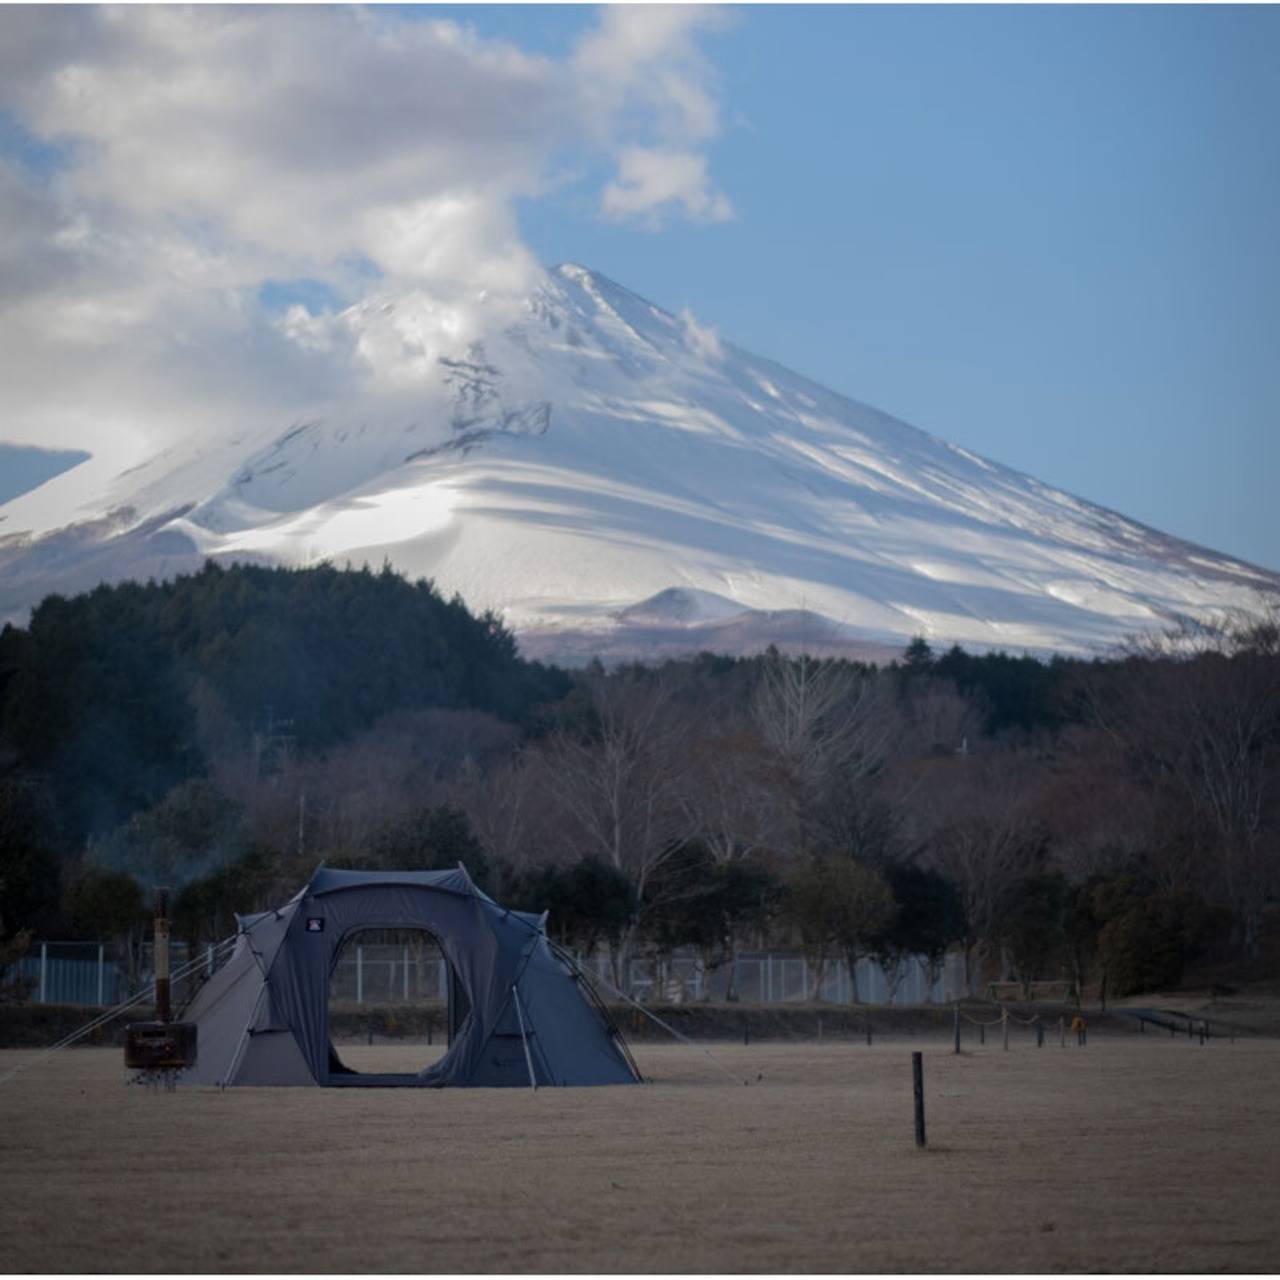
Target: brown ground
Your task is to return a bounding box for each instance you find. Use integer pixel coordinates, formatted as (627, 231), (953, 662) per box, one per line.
(2, 1031), (1279, 1274)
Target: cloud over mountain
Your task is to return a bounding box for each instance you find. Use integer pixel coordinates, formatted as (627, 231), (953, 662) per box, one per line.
(0, 6), (732, 470)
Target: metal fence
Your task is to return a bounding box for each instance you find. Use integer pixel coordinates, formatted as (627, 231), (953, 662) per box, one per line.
(11, 940), (224, 1008)
(15, 942), (125, 1006)
(329, 944), (449, 1004)
(618, 951), (955, 1005)
(12, 940), (959, 1008)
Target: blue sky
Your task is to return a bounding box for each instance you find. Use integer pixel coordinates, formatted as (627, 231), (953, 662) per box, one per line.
(1, 4), (1276, 571)
(510, 4), (1280, 571)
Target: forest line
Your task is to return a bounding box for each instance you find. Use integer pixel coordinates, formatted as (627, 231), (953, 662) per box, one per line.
(1, 561), (1277, 1003)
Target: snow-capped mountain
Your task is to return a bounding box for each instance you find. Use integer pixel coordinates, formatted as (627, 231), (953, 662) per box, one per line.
(1, 263), (1275, 662)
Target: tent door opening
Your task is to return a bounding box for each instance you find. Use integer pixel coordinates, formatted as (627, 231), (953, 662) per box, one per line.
(326, 928), (453, 1082)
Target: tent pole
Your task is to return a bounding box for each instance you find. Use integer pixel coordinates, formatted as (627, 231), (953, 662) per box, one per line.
(221, 981), (267, 1088)
(511, 985), (538, 1093)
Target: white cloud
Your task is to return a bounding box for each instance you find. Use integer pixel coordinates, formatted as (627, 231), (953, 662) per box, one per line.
(603, 147), (734, 228)
(572, 5), (733, 226)
(680, 306), (725, 363)
(0, 5), (732, 466)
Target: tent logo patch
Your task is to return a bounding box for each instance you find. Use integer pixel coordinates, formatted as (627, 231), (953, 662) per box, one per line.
(306, 917), (325, 932)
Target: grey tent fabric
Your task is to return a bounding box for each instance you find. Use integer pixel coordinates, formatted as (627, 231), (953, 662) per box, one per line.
(180, 866), (639, 1088)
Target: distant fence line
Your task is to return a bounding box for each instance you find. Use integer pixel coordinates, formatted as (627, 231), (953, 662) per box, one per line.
(615, 951), (955, 1006)
(12, 940), (959, 1008)
(10, 940), (219, 1008)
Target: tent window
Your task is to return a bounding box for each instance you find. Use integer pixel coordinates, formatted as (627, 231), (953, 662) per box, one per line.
(327, 928), (453, 1077)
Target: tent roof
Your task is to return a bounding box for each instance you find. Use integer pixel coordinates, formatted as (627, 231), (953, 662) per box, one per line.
(304, 864), (480, 900)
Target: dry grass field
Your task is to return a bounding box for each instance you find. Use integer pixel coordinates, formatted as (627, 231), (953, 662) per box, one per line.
(2, 1031), (1279, 1274)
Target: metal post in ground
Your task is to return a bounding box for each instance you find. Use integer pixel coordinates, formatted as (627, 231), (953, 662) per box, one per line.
(954, 1003), (961, 1054)
(1002, 1007), (1009, 1051)
(912, 1051), (926, 1148)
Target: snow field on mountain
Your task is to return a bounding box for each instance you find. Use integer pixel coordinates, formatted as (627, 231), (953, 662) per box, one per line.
(0, 262), (1274, 656)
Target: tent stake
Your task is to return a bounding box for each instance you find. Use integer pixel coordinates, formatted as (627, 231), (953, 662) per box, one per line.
(512, 986), (538, 1093)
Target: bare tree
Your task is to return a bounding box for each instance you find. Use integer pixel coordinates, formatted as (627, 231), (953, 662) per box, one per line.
(922, 754), (1051, 995)
(460, 755), (543, 882)
(1086, 609), (1280, 955)
(781, 856), (894, 1001)
(677, 726), (785, 866)
(751, 655), (902, 857)
(1036, 725), (1167, 887)
(533, 668), (696, 987)
(897, 676), (986, 759)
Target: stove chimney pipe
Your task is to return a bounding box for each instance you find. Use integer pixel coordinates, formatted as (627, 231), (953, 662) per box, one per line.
(153, 886), (171, 1024)
(124, 884), (197, 1081)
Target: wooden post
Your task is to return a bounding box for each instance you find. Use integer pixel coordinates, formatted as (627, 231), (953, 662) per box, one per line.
(912, 1052), (926, 1148)
(1002, 1007), (1009, 1051)
(1036, 1017), (1044, 1048)
(954, 1004), (961, 1054)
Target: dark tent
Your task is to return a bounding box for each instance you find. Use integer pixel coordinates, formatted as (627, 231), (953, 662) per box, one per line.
(181, 866), (639, 1088)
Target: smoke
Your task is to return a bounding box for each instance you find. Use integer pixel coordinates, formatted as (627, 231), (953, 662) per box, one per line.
(0, 6), (734, 466)
(94, 777), (249, 898)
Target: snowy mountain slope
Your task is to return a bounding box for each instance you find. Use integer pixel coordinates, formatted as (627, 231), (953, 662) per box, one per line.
(0, 262), (1275, 660)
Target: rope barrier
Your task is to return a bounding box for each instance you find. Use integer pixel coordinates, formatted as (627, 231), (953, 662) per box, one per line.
(1005, 1009), (1042, 1026)
(954, 1003), (1049, 1052)
(956, 1007), (1044, 1027)
(957, 1009), (1005, 1027)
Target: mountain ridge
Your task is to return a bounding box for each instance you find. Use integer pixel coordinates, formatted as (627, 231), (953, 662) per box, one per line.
(1, 263), (1275, 660)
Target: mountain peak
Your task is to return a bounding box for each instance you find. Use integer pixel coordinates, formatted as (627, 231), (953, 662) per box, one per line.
(0, 262), (1275, 659)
